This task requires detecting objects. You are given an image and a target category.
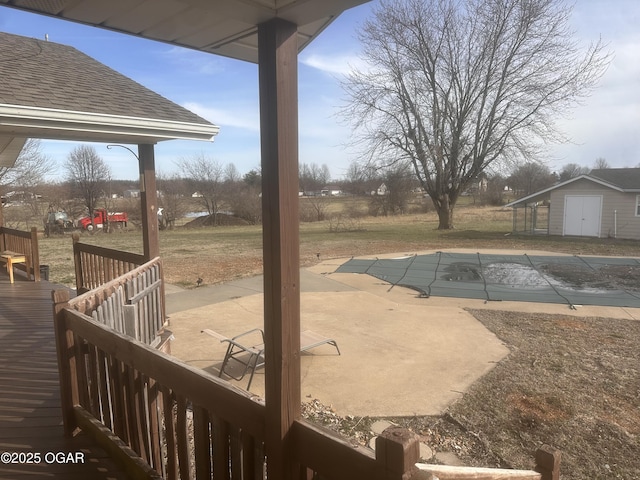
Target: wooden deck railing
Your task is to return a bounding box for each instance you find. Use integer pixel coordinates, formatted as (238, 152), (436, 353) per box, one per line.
(0, 226), (41, 281)
(53, 259), (560, 480)
(68, 257), (167, 346)
(292, 421), (559, 480)
(73, 233), (146, 293)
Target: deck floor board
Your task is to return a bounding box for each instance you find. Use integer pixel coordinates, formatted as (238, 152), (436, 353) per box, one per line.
(0, 276), (132, 479)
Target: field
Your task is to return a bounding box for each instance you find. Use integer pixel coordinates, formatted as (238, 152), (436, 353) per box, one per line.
(27, 202), (640, 478)
(35, 200), (639, 288)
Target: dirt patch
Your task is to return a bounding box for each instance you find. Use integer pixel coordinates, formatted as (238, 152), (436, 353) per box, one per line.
(506, 393), (573, 427)
(181, 213), (250, 228)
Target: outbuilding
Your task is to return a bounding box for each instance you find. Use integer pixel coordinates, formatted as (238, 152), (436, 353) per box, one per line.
(505, 168), (640, 240)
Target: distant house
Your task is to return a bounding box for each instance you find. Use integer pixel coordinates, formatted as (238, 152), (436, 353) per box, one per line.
(1, 190), (41, 205)
(320, 185), (342, 196)
(373, 183), (388, 196)
(124, 189), (140, 198)
(505, 168), (640, 240)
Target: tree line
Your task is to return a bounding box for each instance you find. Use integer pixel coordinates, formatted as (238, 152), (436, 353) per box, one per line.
(0, 139), (624, 232)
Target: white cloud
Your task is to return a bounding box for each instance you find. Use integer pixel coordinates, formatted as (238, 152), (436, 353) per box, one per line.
(160, 46), (224, 76)
(300, 52), (368, 77)
(182, 101), (260, 132)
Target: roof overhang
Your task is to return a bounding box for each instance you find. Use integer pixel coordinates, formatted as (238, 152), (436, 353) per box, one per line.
(0, 104), (220, 144)
(0, 104), (220, 167)
(0, 0), (370, 63)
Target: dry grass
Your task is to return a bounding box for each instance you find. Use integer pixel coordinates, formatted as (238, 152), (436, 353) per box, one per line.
(38, 204), (640, 288)
(447, 310), (640, 479)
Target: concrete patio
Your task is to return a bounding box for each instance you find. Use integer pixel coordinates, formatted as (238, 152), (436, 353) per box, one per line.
(165, 249), (640, 418)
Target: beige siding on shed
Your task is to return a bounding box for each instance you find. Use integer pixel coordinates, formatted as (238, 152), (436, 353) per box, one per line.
(549, 178), (640, 239)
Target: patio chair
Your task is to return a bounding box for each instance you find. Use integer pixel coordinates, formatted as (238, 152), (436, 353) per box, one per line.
(202, 328), (340, 389)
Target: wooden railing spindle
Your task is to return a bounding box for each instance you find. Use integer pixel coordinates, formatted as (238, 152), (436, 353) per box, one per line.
(161, 386), (179, 480)
(193, 405), (213, 479)
(175, 395), (191, 480)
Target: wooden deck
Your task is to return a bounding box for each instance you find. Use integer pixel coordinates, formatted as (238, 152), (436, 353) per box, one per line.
(0, 274), (131, 479)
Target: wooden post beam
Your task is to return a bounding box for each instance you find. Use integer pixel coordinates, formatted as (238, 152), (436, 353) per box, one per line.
(535, 445), (561, 480)
(52, 289), (79, 436)
(376, 427), (421, 480)
(30, 226), (41, 281)
(138, 144), (160, 261)
(258, 17), (301, 480)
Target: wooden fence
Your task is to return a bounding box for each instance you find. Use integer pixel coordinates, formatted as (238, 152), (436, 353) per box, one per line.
(53, 259), (560, 480)
(0, 226), (41, 281)
(68, 258), (166, 346)
(73, 233), (146, 293)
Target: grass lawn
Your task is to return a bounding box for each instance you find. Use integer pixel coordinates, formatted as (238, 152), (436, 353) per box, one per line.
(39, 205), (640, 288)
(36, 204), (640, 478)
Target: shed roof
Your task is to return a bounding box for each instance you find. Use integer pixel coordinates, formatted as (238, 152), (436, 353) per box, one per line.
(589, 168), (640, 190)
(504, 169), (640, 208)
(0, 31), (219, 166)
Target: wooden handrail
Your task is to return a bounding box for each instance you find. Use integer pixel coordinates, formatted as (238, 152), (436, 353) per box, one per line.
(417, 464), (542, 479)
(62, 307), (266, 438)
(54, 280), (268, 479)
(73, 233), (146, 292)
(291, 420), (385, 480)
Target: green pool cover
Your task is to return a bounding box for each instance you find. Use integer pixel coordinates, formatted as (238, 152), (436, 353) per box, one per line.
(336, 252), (640, 308)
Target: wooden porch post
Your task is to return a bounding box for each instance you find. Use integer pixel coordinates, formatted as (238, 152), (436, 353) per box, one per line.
(138, 144), (160, 261)
(52, 289), (79, 436)
(258, 18), (301, 480)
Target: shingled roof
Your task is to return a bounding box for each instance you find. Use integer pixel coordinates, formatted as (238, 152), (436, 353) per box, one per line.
(0, 31), (210, 123)
(0, 31), (219, 165)
(589, 168), (640, 190)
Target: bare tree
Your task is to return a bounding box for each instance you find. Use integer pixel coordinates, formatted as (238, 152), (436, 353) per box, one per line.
(300, 195), (330, 222)
(176, 153), (224, 221)
(558, 163), (589, 182)
(369, 163), (415, 216)
(299, 162), (331, 195)
(0, 139), (55, 225)
(217, 168), (262, 224)
(223, 163), (241, 184)
(65, 145), (111, 225)
(593, 157), (610, 170)
(343, 161), (381, 195)
(508, 162), (556, 197)
(0, 139), (54, 193)
(157, 173), (190, 230)
(342, 0), (610, 229)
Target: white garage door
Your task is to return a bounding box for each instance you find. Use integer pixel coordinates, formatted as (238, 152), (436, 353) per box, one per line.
(564, 195), (602, 237)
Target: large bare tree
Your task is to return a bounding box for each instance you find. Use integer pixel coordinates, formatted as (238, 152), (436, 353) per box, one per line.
(0, 138), (53, 193)
(342, 0), (610, 229)
(299, 162), (331, 195)
(176, 153), (224, 220)
(0, 138), (54, 226)
(65, 145), (112, 223)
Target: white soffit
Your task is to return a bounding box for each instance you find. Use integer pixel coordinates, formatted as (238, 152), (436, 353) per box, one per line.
(0, 104), (221, 144)
(0, 0), (370, 63)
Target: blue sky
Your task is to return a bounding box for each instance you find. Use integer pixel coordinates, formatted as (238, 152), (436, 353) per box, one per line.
(0, 1), (639, 181)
